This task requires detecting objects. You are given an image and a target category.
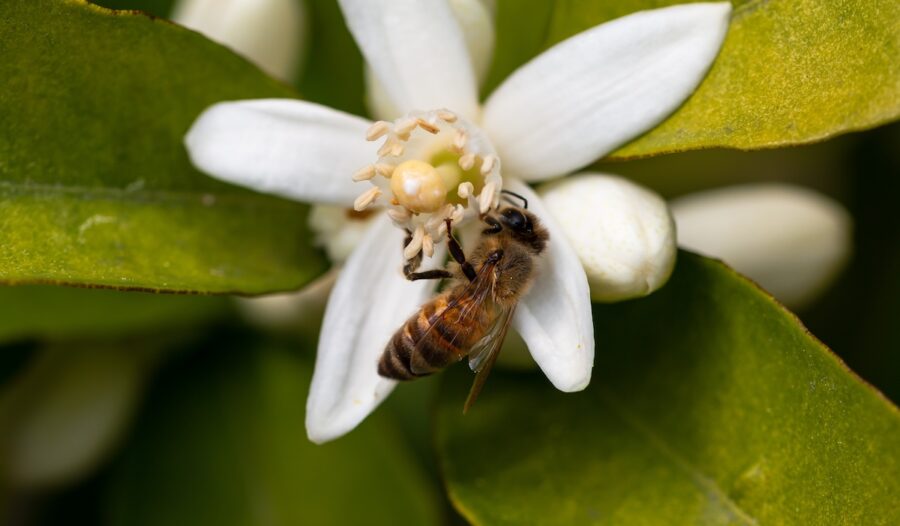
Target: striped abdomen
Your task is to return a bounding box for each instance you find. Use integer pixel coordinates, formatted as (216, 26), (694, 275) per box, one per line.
(379, 292), (492, 380)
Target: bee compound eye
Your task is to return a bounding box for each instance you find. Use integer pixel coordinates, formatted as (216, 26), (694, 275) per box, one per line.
(502, 208), (532, 232)
(502, 208), (525, 229)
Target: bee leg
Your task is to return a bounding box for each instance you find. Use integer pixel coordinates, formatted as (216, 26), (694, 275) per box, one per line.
(406, 269), (453, 281)
(445, 219), (477, 282)
(402, 229), (451, 281)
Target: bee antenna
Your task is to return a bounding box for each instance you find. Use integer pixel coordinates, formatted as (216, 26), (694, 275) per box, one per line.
(500, 190), (528, 209)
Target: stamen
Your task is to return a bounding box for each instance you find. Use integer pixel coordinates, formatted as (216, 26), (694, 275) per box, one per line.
(480, 154), (496, 175)
(404, 226), (425, 260)
(458, 152), (476, 171)
(451, 204), (465, 223)
(395, 117), (417, 135)
(453, 130), (467, 152)
(416, 118), (439, 134)
(387, 207), (411, 223)
(425, 204), (453, 233)
(352, 165), (376, 182)
(479, 181), (497, 214)
(374, 163), (394, 177)
(437, 109), (457, 123)
(457, 182), (474, 199)
(353, 187), (381, 211)
(422, 234), (434, 258)
(366, 121), (390, 141)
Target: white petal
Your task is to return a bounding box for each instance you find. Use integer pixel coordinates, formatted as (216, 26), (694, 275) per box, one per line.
(538, 174), (677, 302)
(338, 0), (479, 119)
(364, 0), (495, 121)
(171, 0), (305, 82)
(185, 99), (377, 206)
(484, 2), (732, 181)
(507, 180), (594, 392)
(306, 214), (442, 443)
(448, 0), (495, 84)
(671, 184), (852, 308)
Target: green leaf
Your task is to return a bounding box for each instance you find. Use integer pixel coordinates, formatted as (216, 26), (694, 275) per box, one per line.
(0, 285), (227, 344)
(107, 340), (442, 526)
(487, 0), (900, 158)
(0, 0), (327, 293)
(436, 252), (900, 525)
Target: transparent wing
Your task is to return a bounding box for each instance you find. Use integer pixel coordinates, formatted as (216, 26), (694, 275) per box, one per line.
(464, 304), (516, 413)
(409, 258), (500, 374)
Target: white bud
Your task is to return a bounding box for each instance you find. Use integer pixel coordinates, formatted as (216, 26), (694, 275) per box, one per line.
(0, 347), (147, 490)
(364, 0), (495, 120)
(538, 174), (676, 302)
(237, 269), (338, 331)
(671, 184), (852, 308)
(171, 0), (305, 83)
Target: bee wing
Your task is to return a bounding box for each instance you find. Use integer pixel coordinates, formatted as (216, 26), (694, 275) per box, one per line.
(409, 257), (501, 375)
(464, 304), (516, 413)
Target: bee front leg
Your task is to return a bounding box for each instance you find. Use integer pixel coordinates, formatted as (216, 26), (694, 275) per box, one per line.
(445, 219), (477, 282)
(403, 228), (453, 281)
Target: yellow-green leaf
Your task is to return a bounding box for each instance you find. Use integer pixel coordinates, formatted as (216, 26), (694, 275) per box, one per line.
(0, 0), (326, 293)
(436, 253), (900, 525)
(487, 0), (900, 159)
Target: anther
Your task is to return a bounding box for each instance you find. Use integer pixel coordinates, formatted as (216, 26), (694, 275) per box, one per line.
(457, 182), (474, 199)
(352, 165), (376, 182)
(395, 117), (417, 135)
(480, 154), (496, 175)
(366, 121), (390, 141)
(404, 226), (425, 260)
(387, 207), (411, 224)
(453, 130), (468, 151)
(416, 118), (439, 134)
(451, 204), (465, 223)
(479, 181), (497, 214)
(422, 234), (434, 258)
(353, 187), (382, 211)
(374, 163), (394, 177)
(437, 109), (457, 123)
(459, 153), (476, 171)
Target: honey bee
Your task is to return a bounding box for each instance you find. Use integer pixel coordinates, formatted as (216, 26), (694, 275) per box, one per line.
(378, 191), (549, 411)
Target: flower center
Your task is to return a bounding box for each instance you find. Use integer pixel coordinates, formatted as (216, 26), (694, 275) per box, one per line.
(351, 108), (503, 260)
(390, 160), (446, 213)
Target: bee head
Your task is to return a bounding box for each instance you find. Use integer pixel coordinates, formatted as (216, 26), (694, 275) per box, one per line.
(500, 207), (532, 234)
(494, 206), (548, 254)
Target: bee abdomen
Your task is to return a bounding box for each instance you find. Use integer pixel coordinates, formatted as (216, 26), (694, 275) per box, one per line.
(379, 324), (423, 381)
(379, 297), (464, 381)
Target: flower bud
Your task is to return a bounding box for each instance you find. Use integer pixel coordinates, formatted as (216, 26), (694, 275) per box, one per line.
(0, 347), (148, 490)
(538, 173), (676, 302)
(671, 184), (851, 308)
(171, 0), (305, 83)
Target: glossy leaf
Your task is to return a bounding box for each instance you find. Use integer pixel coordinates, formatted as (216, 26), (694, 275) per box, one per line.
(107, 340), (441, 526)
(487, 0), (900, 159)
(0, 0), (326, 293)
(436, 252), (900, 525)
(0, 286), (227, 344)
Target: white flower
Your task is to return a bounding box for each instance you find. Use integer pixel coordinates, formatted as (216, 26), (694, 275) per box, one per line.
(184, 0), (733, 442)
(671, 183), (852, 308)
(171, 0), (306, 82)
